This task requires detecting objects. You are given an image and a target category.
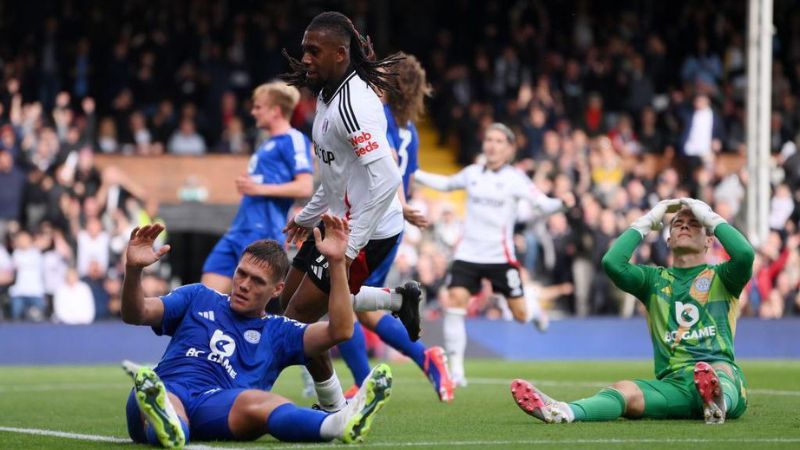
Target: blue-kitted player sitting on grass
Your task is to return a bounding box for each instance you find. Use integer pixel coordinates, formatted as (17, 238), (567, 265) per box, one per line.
(121, 215), (391, 447)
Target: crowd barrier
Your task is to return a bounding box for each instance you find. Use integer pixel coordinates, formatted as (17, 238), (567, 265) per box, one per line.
(1, 318), (797, 365)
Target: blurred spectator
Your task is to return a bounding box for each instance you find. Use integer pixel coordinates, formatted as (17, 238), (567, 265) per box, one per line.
(769, 184), (795, 230)
(0, 244), (13, 320)
(168, 118), (206, 155)
(0, 150), (25, 237)
(679, 94), (723, 177)
(82, 260), (110, 320)
(77, 217), (110, 277)
(432, 203), (462, 249)
(9, 231), (46, 321)
(52, 268), (95, 325)
(680, 37), (722, 89)
(39, 227), (72, 311)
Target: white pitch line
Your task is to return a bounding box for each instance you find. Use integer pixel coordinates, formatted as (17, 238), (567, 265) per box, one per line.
(260, 437), (800, 449)
(0, 426), (246, 449)
(2, 426), (799, 449)
(0, 426), (129, 443)
(0, 382), (130, 393)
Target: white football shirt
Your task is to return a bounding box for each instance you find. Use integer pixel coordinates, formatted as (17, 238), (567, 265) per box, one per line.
(295, 70), (403, 259)
(416, 164), (563, 264)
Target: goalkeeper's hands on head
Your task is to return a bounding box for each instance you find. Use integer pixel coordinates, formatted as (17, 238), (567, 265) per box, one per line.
(679, 198), (727, 233)
(630, 199), (682, 238)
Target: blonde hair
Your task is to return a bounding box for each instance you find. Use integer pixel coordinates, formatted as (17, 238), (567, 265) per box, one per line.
(253, 81), (301, 119)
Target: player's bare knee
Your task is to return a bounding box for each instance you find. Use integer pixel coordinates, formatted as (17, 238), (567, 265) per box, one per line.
(166, 393), (188, 422)
(356, 310), (382, 329)
(447, 288), (471, 309)
(609, 380), (644, 418)
(510, 306), (527, 323)
(231, 392), (287, 439)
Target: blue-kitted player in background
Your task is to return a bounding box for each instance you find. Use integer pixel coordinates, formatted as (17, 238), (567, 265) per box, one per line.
(202, 81), (313, 295)
(121, 216), (392, 447)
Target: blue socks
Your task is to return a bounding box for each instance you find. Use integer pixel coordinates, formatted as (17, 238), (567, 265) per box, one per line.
(375, 314), (426, 368)
(266, 403), (328, 442)
(340, 316), (427, 387)
(338, 322), (372, 386)
(145, 418), (190, 446)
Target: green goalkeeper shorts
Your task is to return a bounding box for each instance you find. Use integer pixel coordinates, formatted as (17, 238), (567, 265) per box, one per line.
(634, 364), (748, 420)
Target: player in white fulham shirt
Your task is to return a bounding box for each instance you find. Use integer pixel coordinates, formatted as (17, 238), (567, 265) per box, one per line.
(415, 123), (564, 386)
(280, 11), (423, 412)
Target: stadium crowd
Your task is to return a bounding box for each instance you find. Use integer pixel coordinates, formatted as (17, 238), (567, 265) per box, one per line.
(0, 0), (798, 323)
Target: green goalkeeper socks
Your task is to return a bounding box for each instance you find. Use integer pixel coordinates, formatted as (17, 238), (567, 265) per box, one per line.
(717, 370), (739, 412)
(569, 388), (626, 421)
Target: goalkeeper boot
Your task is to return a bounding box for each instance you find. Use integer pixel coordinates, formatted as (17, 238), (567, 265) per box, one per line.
(423, 346), (455, 402)
(341, 364), (393, 443)
(694, 362), (726, 424)
(510, 379), (574, 423)
(122, 360), (185, 448)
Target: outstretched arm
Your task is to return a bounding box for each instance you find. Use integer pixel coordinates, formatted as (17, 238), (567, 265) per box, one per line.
(414, 168), (469, 192)
(236, 172), (314, 198)
(121, 224), (170, 326)
(302, 214), (355, 356)
(285, 184), (329, 245)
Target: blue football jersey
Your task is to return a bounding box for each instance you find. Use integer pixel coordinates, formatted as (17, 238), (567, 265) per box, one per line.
(383, 105), (419, 196)
(152, 284), (308, 391)
(396, 122), (419, 197)
(229, 128), (312, 239)
(384, 104), (401, 151)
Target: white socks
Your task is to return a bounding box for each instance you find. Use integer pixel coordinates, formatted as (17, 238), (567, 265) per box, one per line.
(351, 286), (402, 312)
(443, 307), (467, 383)
(314, 370), (346, 412)
(319, 378), (367, 440)
(524, 287), (543, 323)
(319, 406), (348, 440)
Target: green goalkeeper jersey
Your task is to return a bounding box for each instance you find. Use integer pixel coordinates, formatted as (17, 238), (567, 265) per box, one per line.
(602, 223), (754, 379)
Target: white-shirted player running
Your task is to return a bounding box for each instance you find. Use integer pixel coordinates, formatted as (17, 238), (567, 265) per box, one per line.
(415, 123), (564, 386)
(280, 11), (423, 412)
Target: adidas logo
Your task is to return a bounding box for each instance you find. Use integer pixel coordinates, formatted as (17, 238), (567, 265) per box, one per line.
(198, 311), (216, 321)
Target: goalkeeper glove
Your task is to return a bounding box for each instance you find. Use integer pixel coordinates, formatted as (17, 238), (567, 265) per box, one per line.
(679, 198), (726, 233)
(630, 199), (682, 238)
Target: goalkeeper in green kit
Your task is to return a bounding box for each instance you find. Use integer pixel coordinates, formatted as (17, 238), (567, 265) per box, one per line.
(510, 198), (754, 424)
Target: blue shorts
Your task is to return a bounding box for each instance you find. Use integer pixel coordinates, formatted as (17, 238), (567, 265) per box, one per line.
(363, 231), (403, 287)
(126, 380), (247, 442)
(202, 231), (268, 278)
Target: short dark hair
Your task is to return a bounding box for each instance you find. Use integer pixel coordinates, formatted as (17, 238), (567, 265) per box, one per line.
(281, 11), (403, 98)
(242, 240), (289, 283)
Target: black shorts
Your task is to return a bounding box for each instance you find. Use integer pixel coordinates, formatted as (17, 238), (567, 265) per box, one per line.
(447, 260), (524, 298)
(292, 226), (400, 295)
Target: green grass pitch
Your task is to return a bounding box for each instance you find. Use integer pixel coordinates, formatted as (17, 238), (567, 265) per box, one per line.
(1, 360), (798, 448)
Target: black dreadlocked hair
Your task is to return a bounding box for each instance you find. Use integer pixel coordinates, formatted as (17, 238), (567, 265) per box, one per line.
(281, 11), (403, 100)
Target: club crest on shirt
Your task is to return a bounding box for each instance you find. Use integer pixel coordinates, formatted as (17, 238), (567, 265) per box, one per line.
(690, 268), (715, 305)
(244, 330), (261, 344)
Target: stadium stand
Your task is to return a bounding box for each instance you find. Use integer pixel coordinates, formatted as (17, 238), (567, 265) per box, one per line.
(0, 0), (798, 326)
